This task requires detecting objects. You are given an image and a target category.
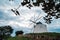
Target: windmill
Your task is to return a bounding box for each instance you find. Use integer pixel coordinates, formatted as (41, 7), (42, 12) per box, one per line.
(29, 15), (47, 33)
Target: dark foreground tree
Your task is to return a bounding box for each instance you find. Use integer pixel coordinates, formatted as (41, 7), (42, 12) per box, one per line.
(0, 25), (13, 40)
(10, 0), (60, 24)
(42, 0), (60, 24)
(21, 0), (60, 24)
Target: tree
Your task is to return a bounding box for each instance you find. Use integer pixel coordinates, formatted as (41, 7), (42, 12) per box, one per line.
(15, 30), (24, 36)
(10, 0), (60, 24)
(0, 25), (13, 40)
(21, 0), (60, 24)
(42, 0), (60, 24)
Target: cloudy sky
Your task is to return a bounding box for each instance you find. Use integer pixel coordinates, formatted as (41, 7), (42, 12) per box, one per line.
(0, 0), (60, 36)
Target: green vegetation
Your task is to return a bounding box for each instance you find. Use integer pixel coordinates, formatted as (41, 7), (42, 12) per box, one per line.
(0, 25), (13, 40)
(7, 32), (60, 40)
(27, 32), (60, 37)
(8, 36), (32, 40)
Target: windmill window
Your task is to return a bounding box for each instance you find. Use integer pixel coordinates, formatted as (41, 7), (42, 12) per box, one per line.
(41, 36), (44, 38)
(38, 35), (40, 38)
(52, 38), (56, 40)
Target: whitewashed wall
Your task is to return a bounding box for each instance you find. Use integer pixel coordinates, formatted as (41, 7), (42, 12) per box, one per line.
(33, 24), (47, 33)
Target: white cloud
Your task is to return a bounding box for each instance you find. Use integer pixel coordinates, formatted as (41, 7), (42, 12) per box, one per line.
(0, 1), (46, 33)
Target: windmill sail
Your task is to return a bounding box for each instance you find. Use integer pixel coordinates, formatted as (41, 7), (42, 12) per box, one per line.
(29, 16), (47, 33)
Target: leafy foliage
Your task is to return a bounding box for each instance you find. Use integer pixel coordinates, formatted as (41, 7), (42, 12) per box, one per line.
(42, 0), (60, 24)
(18, 0), (60, 24)
(11, 0), (60, 24)
(15, 30), (24, 36)
(0, 25), (13, 40)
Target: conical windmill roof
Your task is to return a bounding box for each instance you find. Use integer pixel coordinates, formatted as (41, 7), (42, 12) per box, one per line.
(36, 22), (42, 24)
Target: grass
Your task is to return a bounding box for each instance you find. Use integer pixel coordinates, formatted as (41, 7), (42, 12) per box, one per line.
(8, 36), (32, 40)
(8, 32), (60, 40)
(28, 32), (60, 36)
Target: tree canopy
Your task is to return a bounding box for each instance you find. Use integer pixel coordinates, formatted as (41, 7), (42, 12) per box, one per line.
(15, 30), (24, 36)
(20, 0), (60, 24)
(9, 0), (60, 24)
(0, 25), (13, 40)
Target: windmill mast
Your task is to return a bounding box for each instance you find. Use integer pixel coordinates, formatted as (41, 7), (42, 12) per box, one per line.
(33, 12), (35, 33)
(33, 13), (43, 33)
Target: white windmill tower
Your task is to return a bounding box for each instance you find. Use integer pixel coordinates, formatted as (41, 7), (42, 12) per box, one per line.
(29, 16), (47, 33)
